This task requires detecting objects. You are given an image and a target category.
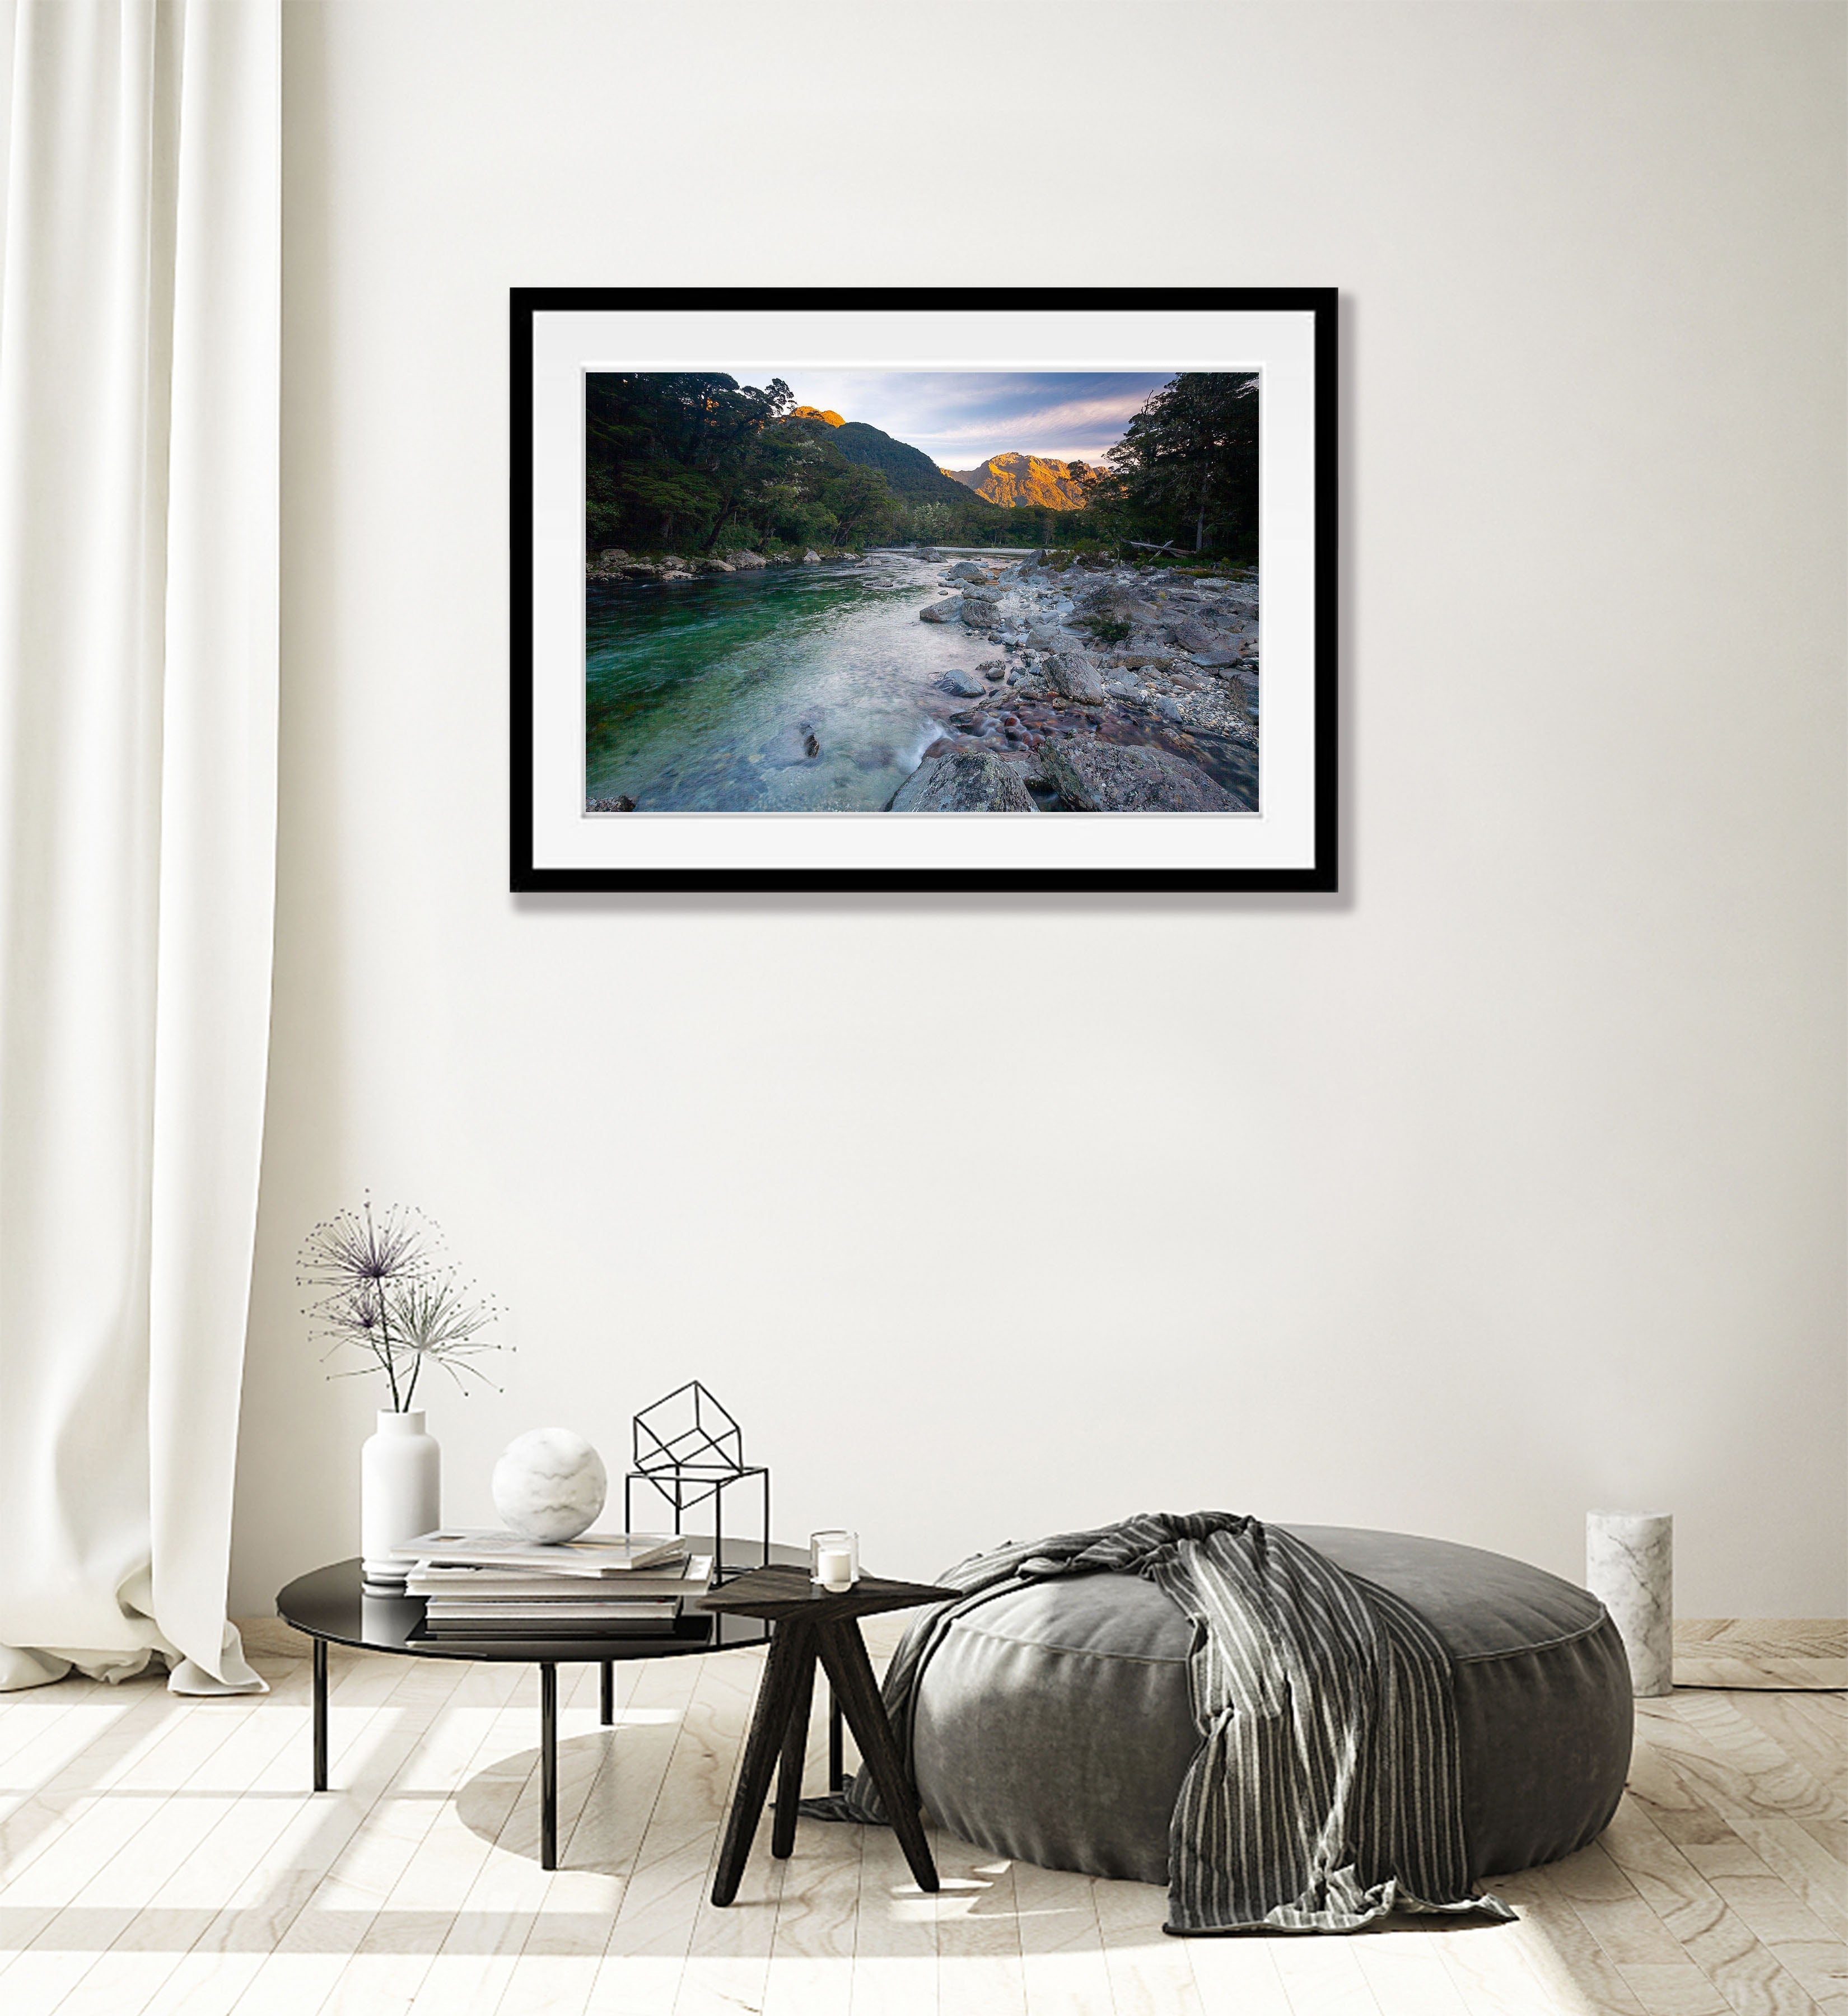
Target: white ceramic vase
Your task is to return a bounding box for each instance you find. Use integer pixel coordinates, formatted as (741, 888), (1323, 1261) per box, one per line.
(361, 1409), (441, 1588)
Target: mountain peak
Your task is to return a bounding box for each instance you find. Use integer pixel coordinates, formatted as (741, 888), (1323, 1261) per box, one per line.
(942, 452), (1092, 511)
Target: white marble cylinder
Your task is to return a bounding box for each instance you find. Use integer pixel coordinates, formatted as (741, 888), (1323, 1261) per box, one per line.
(1586, 1510), (1673, 1697)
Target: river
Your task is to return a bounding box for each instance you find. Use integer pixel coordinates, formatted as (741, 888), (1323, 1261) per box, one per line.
(584, 551), (1021, 813)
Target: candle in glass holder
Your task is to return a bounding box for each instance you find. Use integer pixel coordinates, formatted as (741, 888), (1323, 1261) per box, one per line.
(810, 1529), (859, 1592)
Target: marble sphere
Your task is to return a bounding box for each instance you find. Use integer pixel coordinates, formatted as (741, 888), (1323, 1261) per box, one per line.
(492, 1429), (608, 1543)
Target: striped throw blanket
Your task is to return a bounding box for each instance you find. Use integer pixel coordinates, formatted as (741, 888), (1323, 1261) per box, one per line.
(804, 1510), (1514, 1935)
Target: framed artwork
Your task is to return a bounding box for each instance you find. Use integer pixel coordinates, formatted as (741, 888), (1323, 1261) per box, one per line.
(510, 287), (1337, 893)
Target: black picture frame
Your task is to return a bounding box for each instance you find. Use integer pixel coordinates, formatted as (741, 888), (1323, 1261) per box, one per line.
(511, 287), (1338, 894)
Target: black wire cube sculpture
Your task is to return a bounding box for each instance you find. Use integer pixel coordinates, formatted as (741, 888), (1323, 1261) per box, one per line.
(624, 1381), (768, 1584)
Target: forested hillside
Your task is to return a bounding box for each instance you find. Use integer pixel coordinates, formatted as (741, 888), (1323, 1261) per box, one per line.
(586, 374), (893, 554)
(801, 418), (988, 510)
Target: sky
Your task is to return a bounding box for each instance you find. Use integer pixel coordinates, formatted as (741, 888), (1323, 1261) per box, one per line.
(722, 369), (1173, 471)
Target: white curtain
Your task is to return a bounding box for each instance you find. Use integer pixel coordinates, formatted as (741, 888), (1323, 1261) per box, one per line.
(0, 0), (279, 1693)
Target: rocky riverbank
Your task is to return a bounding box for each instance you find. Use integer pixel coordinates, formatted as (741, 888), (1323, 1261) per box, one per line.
(584, 545), (1259, 814)
(895, 550), (1259, 812)
(587, 544), (851, 582)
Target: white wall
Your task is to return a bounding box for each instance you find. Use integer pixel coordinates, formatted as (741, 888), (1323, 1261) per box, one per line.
(231, 1), (1846, 1620)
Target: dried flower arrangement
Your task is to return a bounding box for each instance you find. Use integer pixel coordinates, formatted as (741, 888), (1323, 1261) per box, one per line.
(297, 1197), (507, 1411)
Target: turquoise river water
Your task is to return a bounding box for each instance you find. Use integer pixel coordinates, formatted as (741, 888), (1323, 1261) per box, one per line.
(584, 551), (1011, 813)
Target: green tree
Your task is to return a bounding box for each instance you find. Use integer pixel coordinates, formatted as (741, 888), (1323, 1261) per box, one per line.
(1097, 372), (1258, 555)
(823, 464), (897, 547)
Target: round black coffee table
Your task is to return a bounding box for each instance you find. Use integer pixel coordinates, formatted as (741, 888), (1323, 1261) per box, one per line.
(278, 1539), (811, 1869)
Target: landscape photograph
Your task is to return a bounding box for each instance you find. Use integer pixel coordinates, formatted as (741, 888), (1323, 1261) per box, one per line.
(583, 368), (1261, 815)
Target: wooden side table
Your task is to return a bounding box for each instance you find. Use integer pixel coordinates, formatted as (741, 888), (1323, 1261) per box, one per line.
(697, 1565), (958, 1906)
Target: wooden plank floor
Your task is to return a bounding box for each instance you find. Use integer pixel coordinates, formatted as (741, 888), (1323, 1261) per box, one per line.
(0, 1617), (1836, 2015)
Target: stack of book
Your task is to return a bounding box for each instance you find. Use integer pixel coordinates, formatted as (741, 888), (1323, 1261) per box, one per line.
(402, 1529), (714, 1640)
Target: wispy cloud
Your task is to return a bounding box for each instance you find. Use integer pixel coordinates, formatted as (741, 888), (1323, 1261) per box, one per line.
(720, 368), (1175, 470)
(922, 393), (1149, 446)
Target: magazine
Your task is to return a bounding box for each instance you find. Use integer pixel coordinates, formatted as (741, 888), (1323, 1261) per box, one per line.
(401, 1529), (688, 1574)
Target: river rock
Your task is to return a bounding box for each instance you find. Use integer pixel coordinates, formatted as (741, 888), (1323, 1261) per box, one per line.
(920, 598), (964, 624)
(1046, 652), (1110, 704)
(1041, 736), (1242, 812)
(764, 722), (822, 767)
(694, 555), (735, 573)
(888, 753), (1035, 813)
(802, 549), (820, 564)
(948, 561), (990, 582)
(1169, 619), (1233, 655)
(938, 668), (986, 698)
(1085, 588), (1161, 626)
(729, 549), (768, 570)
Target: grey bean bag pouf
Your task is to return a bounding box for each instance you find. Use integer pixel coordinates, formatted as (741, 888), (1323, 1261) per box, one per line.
(909, 1524), (1632, 1885)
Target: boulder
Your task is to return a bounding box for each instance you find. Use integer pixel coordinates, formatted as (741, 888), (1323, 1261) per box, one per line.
(948, 561), (991, 582)
(729, 550), (769, 570)
(1088, 591), (1162, 627)
(596, 549), (631, 564)
(617, 561), (662, 579)
(1046, 652), (1110, 705)
(1169, 619), (1236, 655)
(888, 753), (1035, 813)
(919, 598), (964, 624)
(694, 555), (736, 573)
(802, 549), (820, 564)
(938, 668), (986, 698)
(1040, 736), (1244, 813)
